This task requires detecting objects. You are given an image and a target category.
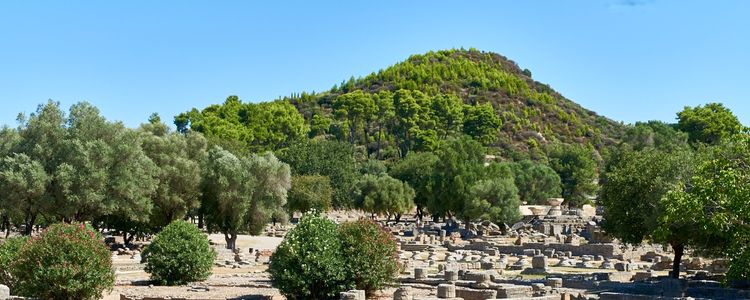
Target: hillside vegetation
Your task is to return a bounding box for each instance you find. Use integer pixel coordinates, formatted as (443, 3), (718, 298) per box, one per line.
(177, 48), (624, 160)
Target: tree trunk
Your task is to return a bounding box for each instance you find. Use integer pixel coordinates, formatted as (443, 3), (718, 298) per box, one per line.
(124, 232), (135, 245)
(395, 214), (402, 223)
(670, 242), (684, 279)
(376, 127), (383, 159)
(362, 125), (370, 152)
(349, 122), (356, 144)
(224, 232), (238, 250)
(198, 214), (204, 229)
(23, 213), (36, 236)
(1, 215), (7, 238)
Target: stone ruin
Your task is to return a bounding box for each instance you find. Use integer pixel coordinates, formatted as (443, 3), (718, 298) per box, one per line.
(374, 198), (747, 300)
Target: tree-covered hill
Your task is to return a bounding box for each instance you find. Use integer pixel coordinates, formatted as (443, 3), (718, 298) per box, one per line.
(177, 48), (624, 159)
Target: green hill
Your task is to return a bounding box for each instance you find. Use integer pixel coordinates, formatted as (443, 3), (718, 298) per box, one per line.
(177, 48), (624, 158)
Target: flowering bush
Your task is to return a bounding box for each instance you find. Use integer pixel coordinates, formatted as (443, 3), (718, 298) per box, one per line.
(142, 220), (216, 285)
(12, 223), (114, 300)
(269, 215), (401, 298)
(339, 219), (400, 294)
(268, 214), (350, 299)
(0, 236), (28, 290)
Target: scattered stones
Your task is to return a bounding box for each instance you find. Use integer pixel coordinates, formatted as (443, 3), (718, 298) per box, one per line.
(393, 287), (413, 300)
(615, 262), (632, 272)
(339, 290), (365, 300)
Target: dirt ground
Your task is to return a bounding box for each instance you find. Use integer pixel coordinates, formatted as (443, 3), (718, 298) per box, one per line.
(104, 234), (286, 300)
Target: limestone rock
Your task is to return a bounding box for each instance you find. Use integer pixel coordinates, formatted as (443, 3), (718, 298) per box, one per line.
(393, 287), (412, 300)
(0, 284), (8, 300)
(437, 283), (456, 298)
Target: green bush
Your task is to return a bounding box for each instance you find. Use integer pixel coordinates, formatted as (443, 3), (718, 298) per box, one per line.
(142, 220), (216, 285)
(339, 219), (400, 294)
(0, 236), (28, 290)
(268, 214), (351, 300)
(12, 223), (114, 300)
(269, 215), (401, 299)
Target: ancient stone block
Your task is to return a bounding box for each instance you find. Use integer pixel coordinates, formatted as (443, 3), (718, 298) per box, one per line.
(414, 267), (427, 279)
(0, 284), (8, 300)
(437, 284), (456, 298)
(532, 255), (548, 269)
(565, 235), (580, 246)
(455, 287), (496, 300)
(495, 284), (533, 298)
(632, 271), (654, 282)
(339, 291), (360, 300)
(546, 277), (563, 288)
(614, 262), (631, 272)
(445, 270), (458, 281)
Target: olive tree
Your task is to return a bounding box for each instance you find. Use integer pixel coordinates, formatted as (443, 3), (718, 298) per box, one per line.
(203, 147), (290, 249)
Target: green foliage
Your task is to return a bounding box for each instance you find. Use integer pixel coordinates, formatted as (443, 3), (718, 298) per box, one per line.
(431, 94), (465, 138)
(547, 143), (599, 207)
(142, 220), (216, 285)
(429, 136), (487, 218)
(510, 160), (561, 205)
(463, 176), (522, 225)
(358, 159), (387, 176)
(333, 90), (377, 144)
(139, 122), (205, 229)
(177, 96), (309, 152)
(0, 236), (28, 290)
(287, 175), (333, 214)
(286, 49), (624, 159)
(599, 147), (694, 244)
(269, 214), (351, 300)
(244, 152), (292, 230)
(676, 103), (744, 145)
(622, 121), (689, 151)
(0, 154), (48, 235)
(339, 219), (399, 294)
(388, 151), (438, 217)
(202, 147), (290, 249)
(463, 103), (502, 145)
(658, 135), (750, 281)
(7, 102), (161, 238)
(279, 140), (358, 208)
(391, 90), (439, 156)
(12, 223), (114, 300)
(353, 174), (415, 219)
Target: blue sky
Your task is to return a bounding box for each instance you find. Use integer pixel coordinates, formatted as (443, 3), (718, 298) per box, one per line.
(0, 0), (748, 127)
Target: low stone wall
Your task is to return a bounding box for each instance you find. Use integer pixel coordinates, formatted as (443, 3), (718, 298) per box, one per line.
(562, 278), (750, 300)
(119, 296), (262, 300)
(492, 243), (620, 258)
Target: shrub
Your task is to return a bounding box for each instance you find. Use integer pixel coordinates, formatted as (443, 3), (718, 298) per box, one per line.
(12, 223), (114, 300)
(268, 214), (351, 300)
(0, 236), (28, 290)
(141, 220), (216, 285)
(339, 219), (400, 293)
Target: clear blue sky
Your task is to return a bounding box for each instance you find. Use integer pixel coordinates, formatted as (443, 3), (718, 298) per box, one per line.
(0, 0), (748, 128)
